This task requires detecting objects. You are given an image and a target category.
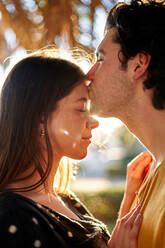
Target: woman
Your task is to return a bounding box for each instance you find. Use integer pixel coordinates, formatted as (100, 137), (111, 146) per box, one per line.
(0, 51), (147, 247)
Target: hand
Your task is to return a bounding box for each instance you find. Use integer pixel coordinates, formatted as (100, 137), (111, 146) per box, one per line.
(108, 204), (142, 248)
(126, 152), (153, 197)
(119, 152), (152, 218)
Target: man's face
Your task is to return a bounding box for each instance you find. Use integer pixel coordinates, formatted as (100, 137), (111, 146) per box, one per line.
(87, 28), (135, 118)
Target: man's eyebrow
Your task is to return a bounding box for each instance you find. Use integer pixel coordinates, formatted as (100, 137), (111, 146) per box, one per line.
(75, 97), (88, 102)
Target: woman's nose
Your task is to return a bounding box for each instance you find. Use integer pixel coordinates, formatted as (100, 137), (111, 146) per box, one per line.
(87, 116), (99, 130)
(86, 62), (98, 79)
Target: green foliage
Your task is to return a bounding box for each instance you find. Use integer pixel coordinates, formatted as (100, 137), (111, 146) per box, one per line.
(107, 222), (116, 234)
(75, 187), (124, 224)
(105, 162), (126, 178)
(105, 125), (146, 178)
(105, 153), (140, 178)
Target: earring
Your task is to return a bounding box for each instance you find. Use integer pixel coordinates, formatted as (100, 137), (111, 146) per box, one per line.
(40, 129), (45, 137)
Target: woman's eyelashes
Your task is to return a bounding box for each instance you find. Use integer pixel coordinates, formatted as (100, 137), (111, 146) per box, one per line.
(78, 109), (87, 112)
(77, 105), (87, 112)
(75, 99), (91, 113)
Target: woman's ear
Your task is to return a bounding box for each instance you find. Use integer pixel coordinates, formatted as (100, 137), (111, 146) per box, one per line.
(133, 52), (151, 80)
(40, 114), (45, 124)
(39, 115), (45, 137)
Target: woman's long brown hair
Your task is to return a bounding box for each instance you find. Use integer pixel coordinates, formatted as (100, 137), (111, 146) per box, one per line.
(0, 53), (85, 193)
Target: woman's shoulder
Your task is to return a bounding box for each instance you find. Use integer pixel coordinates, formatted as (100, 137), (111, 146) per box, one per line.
(0, 191), (29, 215)
(0, 191), (43, 217)
(0, 191), (68, 247)
(0, 191), (50, 232)
(0, 191), (64, 228)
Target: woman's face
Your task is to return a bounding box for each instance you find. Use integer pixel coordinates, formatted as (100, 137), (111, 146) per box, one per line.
(47, 83), (99, 160)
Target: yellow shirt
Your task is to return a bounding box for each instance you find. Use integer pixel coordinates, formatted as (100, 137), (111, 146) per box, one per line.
(131, 159), (165, 248)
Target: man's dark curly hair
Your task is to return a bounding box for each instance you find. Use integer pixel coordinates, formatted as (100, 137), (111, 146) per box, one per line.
(106, 0), (165, 109)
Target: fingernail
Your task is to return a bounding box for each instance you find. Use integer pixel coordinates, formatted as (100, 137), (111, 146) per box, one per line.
(135, 204), (141, 208)
(145, 157), (151, 161)
(144, 165), (149, 173)
(134, 204), (141, 212)
(135, 213), (142, 224)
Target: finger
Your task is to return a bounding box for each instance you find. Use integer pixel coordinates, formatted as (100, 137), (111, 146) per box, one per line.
(119, 213), (142, 248)
(136, 155), (152, 167)
(128, 155), (152, 176)
(107, 218), (123, 248)
(134, 213), (143, 227)
(129, 213), (143, 248)
(120, 209), (142, 248)
(109, 219), (120, 242)
(108, 206), (141, 248)
(110, 205), (140, 245)
(130, 153), (152, 169)
(129, 152), (152, 165)
(124, 205), (141, 225)
(144, 164), (150, 174)
(129, 152), (147, 164)
(119, 204), (141, 223)
(135, 156), (152, 174)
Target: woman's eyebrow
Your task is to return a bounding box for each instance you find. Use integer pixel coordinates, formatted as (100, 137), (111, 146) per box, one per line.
(75, 97), (88, 102)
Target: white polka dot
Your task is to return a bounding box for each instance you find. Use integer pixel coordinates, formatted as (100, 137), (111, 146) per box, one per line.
(8, 225), (17, 234)
(33, 240), (41, 247)
(36, 203), (42, 208)
(67, 231), (73, 238)
(75, 202), (81, 207)
(49, 224), (54, 229)
(86, 234), (91, 237)
(32, 217), (38, 225)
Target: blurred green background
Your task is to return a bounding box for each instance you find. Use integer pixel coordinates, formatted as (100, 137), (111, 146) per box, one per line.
(75, 187), (124, 233)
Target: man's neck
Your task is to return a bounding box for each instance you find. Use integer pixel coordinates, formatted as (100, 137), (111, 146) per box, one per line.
(121, 102), (165, 165)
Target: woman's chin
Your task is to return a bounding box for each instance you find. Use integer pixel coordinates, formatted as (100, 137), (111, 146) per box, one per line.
(70, 151), (87, 160)
(78, 153), (87, 160)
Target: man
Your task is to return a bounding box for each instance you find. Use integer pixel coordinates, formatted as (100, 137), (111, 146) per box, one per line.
(87, 0), (165, 247)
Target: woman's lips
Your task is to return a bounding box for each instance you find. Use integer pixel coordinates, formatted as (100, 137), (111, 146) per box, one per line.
(81, 136), (92, 144)
(82, 136), (92, 140)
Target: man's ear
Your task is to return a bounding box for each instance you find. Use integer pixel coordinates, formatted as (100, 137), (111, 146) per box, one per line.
(133, 52), (151, 80)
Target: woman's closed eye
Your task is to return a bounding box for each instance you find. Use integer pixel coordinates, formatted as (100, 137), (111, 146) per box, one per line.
(75, 99), (90, 113)
(79, 109), (87, 112)
(77, 102), (90, 113)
